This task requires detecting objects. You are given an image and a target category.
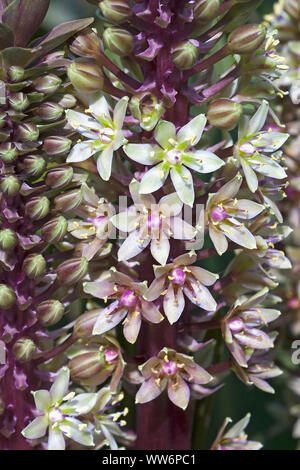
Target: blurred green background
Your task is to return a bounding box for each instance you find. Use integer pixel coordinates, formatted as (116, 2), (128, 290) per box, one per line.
(41, 0), (296, 450)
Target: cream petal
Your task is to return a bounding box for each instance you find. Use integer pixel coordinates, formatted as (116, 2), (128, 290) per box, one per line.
(66, 142), (94, 163)
(159, 192), (183, 217)
(188, 266), (219, 286)
(90, 94), (111, 119)
(97, 145), (113, 181)
(140, 299), (164, 323)
(60, 418), (94, 447)
(48, 427), (66, 450)
(246, 100), (268, 136)
(66, 109), (103, 139)
(208, 173), (242, 207)
(154, 120), (176, 148)
(219, 221), (257, 250)
(50, 367), (70, 403)
(170, 166), (194, 207)
(167, 375), (190, 410)
(177, 114), (206, 147)
(139, 163), (169, 194)
(92, 302), (127, 335)
(150, 235), (170, 266)
(229, 199), (264, 219)
(123, 310), (142, 344)
(135, 377), (164, 404)
(209, 224), (228, 255)
(22, 415), (48, 440)
(117, 230), (150, 261)
(33, 390), (51, 412)
(110, 206), (139, 233)
(163, 284), (185, 324)
(183, 150), (224, 173)
(170, 217), (196, 240)
(113, 96), (129, 129)
(124, 143), (161, 165)
(146, 276), (167, 301)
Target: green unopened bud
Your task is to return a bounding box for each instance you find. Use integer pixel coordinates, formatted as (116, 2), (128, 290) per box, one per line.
(73, 309), (102, 339)
(34, 74), (62, 94)
(8, 92), (29, 111)
(45, 166), (73, 189)
(284, 0), (300, 20)
(57, 94), (77, 109)
(25, 196), (50, 220)
(0, 229), (18, 251)
(20, 155), (45, 177)
(0, 175), (20, 196)
(129, 92), (165, 131)
(0, 143), (18, 163)
(0, 284), (16, 309)
(36, 102), (64, 121)
(16, 123), (39, 142)
(37, 299), (65, 326)
(13, 338), (36, 362)
(227, 24), (266, 54)
(8, 66), (25, 83)
(70, 29), (102, 58)
(69, 351), (105, 384)
(100, 0), (132, 24)
(171, 40), (199, 70)
(41, 216), (68, 243)
(43, 136), (72, 155)
(67, 60), (104, 94)
(57, 257), (88, 285)
(0, 112), (7, 129)
(193, 0), (220, 22)
(103, 27), (134, 57)
(207, 98), (242, 130)
(23, 253), (46, 279)
(54, 188), (83, 213)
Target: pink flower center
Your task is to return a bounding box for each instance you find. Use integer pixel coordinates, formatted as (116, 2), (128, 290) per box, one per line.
(288, 298), (300, 309)
(104, 349), (118, 364)
(165, 149), (182, 165)
(147, 214), (162, 232)
(48, 408), (63, 423)
(228, 316), (244, 333)
(120, 289), (137, 307)
(93, 215), (106, 230)
(170, 268), (186, 286)
(211, 205), (227, 221)
(162, 360), (178, 376)
(239, 142), (255, 154)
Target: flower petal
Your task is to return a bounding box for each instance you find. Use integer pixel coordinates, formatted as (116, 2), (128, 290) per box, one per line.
(141, 299), (164, 323)
(113, 96), (129, 129)
(170, 166), (194, 207)
(209, 224), (228, 255)
(123, 310), (142, 344)
(66, 109), (103, 139)
(219, 220), (257, 250)
(139, 163), (169, 194)
(240, 159), (258, 193)
(117, 230), (150, 261)
(50, 367), (70, 403)
(90, 94), (111, 119)
(124, 143), (161, 165)
(66, 142), (94, 163)
(97, 146), (113, 181)
(92, 302), (127, 335)
(135, 377), (163, 404)
(167, 375), (190, 410)
(150, 235), (170, 266)
(22, 416), (48, 440)
(163, 284), (185, 324)
(183, 150), (224, 173)
(155, 120), (176, 148)
(33, 390), (51, 412)
(60, 393), (98, 415)
(246, 100), (268, 136)
(48, 427), (65, 450)
(60, 418), (94, 447)
(177, 114), (206, 147)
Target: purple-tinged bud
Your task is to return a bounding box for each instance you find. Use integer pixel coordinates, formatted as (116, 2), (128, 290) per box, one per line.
(162, 360), (178, 376)
(171, 40), (199, 70)
(284, 0), (300, 20)
(8, 92), (29, 111)
(67, 60), (104, 94)
(16, 123), (39, 142)
(22, 253), (46, 279)
(57, 257), (88, 285)
(20, 155), (45, 177)
(41, 216), (68, 243)
(211, 205), (227, 221)
(69, 352), (104, 383)
(45, 166), (74, 190)
(8, 66), (25, 83)
(70, 29), (102, 58)
(170, 268), (186, 286)
(0, 143), (18, 163)
(120, 289), (137, 307)
(57, 94), (77, 109)
(0, 229), (18, 251)
(25, 196), (50, 220)
(33, 74), (62, 94)
(0, 284), (16, 309)
(228, 316), (244, 333)
(37, 299), (65, 326)
(227, 24), (266, 54)
(54, 188), (83, 213)
(100, 0), (132, 24)
(12, 338), (36, 362)
(207, 99), (242, 130)
(43, 136), (72, 155)
(36, 102), (64, 121)
(0, 175), (20, 196)
(103, 27), (134, 57)
(104, 349), (119, 364)
(73, 309), (101, 339)
(193, 0), (220, 22)
(129, 92), (165, 131)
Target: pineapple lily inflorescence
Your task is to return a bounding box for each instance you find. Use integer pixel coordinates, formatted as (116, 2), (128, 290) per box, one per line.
(0, 0), (293, 450)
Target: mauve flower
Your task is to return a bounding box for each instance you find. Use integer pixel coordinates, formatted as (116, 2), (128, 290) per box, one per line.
(135, 347), (213, 410)
(111, 179), (196, 265)
(146, 251), (218, 324)
(211, 413), (262, 450)
(124, 115), (224, 206)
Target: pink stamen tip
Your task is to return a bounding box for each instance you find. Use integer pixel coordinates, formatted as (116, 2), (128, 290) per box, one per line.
(162, 360), (178, 376)
(211, 205), (227, 221)
(120, 289), (137, 307)
(170, 268), (186, 286)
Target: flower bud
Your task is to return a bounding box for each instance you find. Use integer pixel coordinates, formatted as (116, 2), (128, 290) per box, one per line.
(0, 112), (7, 129)
(25, 196), (50, 220)
(0, 175), (20, 196)
(22, 253), (46, 279)
(33, 74), (62, 94)
(54, 189), (83, 213)
(41, 216), (68, 243)
(227, 24), (266, 54)
(73, 309), (101, 339)
(0, 284), (16, 309)
(284, 0), (300, 20)
(70, 29), (102, 58)
(0, 143), (18, 163)
(57, 257), (88, 285)
(103, 27), (134, 57)
(36, 102), (64, 121)
(8, 66), (25, 82)
(43, 136), (72, 155)
(193, 0), (220, 22)
(12, 338), (36, 362)
(171, 41), (199, 70)
(67, 60), (104, 94)
(8, 92), (29, 111)
(0, 229), (18, 251)
(57, 94), (77, 109)
(69, 352), (104, 383)
(16, 123), (39, 142)
(37, 299), (65, 326)
(45, 166), (73, 190)
(100, 0), (132, 24)
(129, 92), (165, 131)
(207, 98), (242, 130)
(20, 155), (46, 177)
